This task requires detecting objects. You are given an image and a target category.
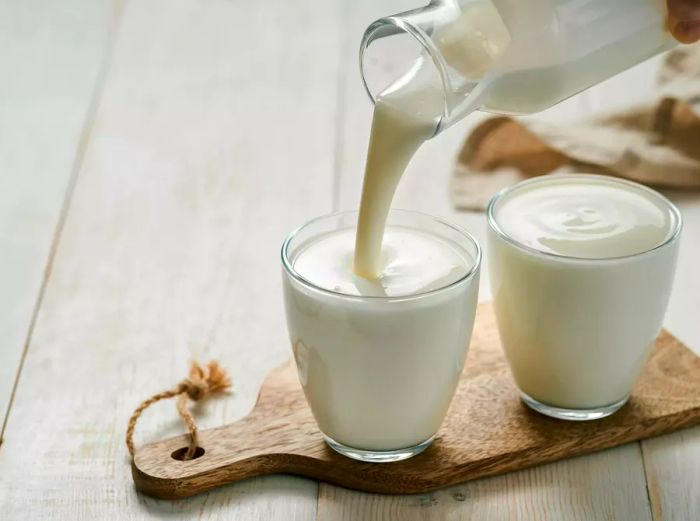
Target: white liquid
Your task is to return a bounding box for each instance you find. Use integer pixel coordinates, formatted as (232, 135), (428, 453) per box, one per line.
(479, 0), (674, 115)
(297, 227), (470, 297)
(288, 0), (672, 443)
(287, 2), (499, 448)
(352, 58), (444, 278)
(488, 176), (680, 409)
(352, 0), (672, 275)
(495, 177), (676, 258)
(284, 221), (479, 450)
(352, 1), (512, 277)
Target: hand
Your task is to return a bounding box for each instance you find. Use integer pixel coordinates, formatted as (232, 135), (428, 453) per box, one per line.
(668, 0), (700, 43)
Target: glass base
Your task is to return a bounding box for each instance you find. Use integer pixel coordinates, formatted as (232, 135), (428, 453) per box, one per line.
(520, 392), (629, 421)
(323, 434), (434, 463)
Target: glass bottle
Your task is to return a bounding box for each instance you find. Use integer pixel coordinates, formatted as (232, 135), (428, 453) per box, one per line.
(360, 0), (676, 135)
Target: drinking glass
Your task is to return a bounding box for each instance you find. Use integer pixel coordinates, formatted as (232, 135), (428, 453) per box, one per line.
(281, 209), (481, 461)
(487, 175), (682, 420)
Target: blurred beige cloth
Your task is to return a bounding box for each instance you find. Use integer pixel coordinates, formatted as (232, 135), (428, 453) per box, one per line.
(451, 45), (700, 210)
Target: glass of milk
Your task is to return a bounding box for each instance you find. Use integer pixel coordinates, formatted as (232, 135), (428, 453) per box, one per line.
(281, 210), (481, 461)
(487, 174), (682, 421)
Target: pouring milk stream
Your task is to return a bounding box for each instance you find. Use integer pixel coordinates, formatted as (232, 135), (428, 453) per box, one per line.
(354, 0), (674, 280)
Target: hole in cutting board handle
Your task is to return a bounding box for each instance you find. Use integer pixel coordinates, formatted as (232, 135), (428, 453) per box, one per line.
(171, 446), (205, 461)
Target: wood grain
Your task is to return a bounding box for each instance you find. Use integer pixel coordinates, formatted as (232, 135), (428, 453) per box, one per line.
(318, 444), (652, 521)
(641, 426), (700, 521)
(132, 302), (700, 499)
(0, 0), (342, 517)
(0, 0), (116, 434)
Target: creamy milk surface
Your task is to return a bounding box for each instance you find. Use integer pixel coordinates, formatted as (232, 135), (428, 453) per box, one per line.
(295, 227), (470, 297)
(494, 177), (677, 258)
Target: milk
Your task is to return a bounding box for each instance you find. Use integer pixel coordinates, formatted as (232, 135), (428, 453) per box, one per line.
(353, 0), (667, 275)
(361, 0), (673, 129)
(352, 57), (444, 278)
(285, 0), (672, 447)
(283, 212), (480, 451)
(280, 1), (488, 457)
(494, 176), (676, 258)
(478, 0), (674, 115)
(488, 175), (681, 412)
(352, 0), (516, 277)
(295, 227), (470, 297)
(285, 2), (498, 451)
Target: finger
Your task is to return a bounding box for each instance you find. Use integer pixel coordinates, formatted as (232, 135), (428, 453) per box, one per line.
(672, 19), (700, 42)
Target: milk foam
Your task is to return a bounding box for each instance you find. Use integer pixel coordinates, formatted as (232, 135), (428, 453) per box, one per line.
(493, 177), (677, 258)
(295, 226), (472, 297)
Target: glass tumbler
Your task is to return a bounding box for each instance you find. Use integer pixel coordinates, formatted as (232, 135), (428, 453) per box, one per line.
(281, 209), (481, 461)
(487, 175), (682, 420)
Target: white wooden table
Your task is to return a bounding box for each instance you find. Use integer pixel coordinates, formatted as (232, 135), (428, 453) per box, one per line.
(1, 0), (698, 519)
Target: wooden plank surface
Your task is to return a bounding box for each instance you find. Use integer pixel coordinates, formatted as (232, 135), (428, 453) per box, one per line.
(0, 0), (699, 518)
(642, 426), (700, 521)
(0, 0), (116, 434)
(318, 444), (652, 521)
(0, 0), (341, 517)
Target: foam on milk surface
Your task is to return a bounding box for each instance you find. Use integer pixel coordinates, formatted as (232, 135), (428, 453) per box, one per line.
(295, 227), (472, 297)
(494, 177), (677, 258)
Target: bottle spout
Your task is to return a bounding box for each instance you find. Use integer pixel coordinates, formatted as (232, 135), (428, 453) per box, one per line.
(359, 0), (511, 134)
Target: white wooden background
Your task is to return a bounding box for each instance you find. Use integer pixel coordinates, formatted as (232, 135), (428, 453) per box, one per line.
(0, 0), (698, 519)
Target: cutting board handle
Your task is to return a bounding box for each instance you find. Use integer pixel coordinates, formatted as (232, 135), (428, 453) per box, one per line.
(132, 363), (331, 499)
(132, 412), (307, 498)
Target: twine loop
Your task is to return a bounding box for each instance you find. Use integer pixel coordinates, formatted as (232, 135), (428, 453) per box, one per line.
(126, 361), (231, 460)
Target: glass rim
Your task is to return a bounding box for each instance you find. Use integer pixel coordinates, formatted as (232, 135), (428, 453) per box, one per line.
(359, 16), (450, 135)
(281, 208), (482, 301)
(486, 173), (683, 263)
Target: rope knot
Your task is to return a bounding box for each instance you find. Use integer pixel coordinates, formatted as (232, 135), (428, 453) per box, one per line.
(184, 382), (206, 401)
(126, 360), (231, 459)
(182, 360), (230, 402)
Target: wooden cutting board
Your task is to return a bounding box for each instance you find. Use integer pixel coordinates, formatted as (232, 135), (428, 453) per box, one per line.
(132, 303), (700, 499)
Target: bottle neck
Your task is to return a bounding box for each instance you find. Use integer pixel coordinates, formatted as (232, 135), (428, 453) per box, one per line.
(360, 0), (510, 134)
